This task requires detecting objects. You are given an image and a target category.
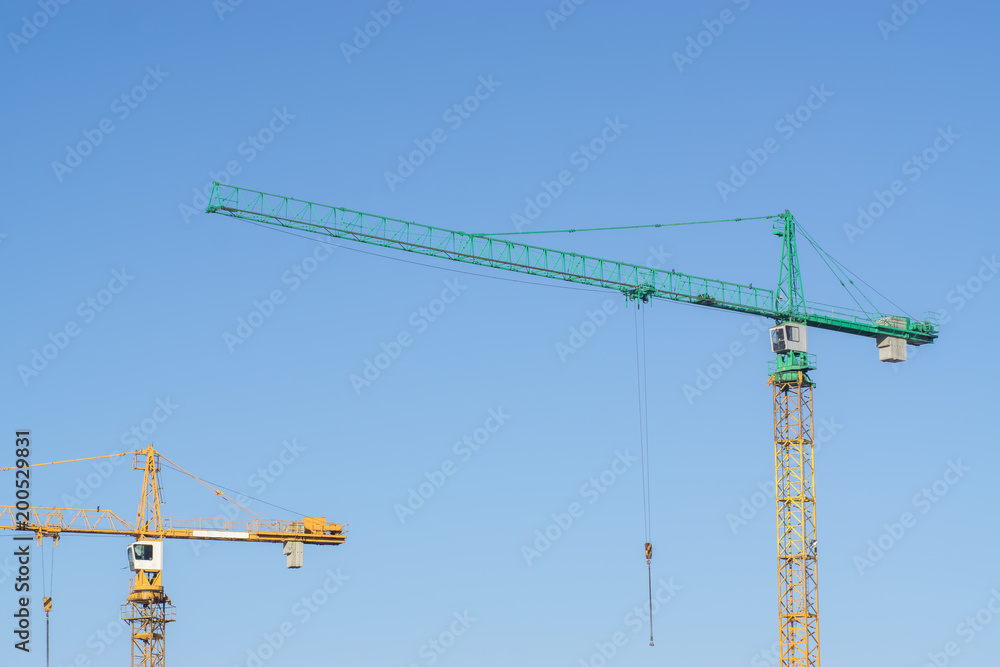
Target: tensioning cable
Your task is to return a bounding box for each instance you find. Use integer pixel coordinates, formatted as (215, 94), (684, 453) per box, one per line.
(796, 219), (913, 319)
(476, 214), (780, 238)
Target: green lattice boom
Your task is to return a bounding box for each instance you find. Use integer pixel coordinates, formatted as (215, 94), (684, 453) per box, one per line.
(206, 183), (938, 346)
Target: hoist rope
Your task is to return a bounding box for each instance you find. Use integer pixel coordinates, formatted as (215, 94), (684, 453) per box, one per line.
(48, 540), (54, 598)
(641, 307), (651, 542)
(40, 539), (54, 667)
(646, 543), (654, 647)
(633, 304), (654, 646)
(633, 307), (651, 541)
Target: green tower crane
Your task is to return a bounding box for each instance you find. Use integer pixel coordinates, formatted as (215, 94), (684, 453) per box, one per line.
(206, 182), (937, 667)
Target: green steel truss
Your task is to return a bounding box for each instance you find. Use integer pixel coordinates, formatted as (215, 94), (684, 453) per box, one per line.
(774, 212), (806, 318)
(206, 183), (938, 345)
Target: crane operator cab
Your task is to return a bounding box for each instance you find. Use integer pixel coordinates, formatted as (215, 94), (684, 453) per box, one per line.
(127, 541), (163, 573)
(770, 322), (808, 354)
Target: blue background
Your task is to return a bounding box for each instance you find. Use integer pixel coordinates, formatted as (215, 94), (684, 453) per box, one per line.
(2, 1), (998, 666)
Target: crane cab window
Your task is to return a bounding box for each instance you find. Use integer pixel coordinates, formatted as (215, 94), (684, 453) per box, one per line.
(770, 323), (807, 354)
(127, 542), (162, 572)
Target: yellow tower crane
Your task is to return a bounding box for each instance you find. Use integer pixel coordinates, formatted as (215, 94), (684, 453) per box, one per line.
(0, 445), (345, 666)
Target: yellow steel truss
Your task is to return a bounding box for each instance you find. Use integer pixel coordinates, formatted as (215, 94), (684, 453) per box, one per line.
(771, 372), (819, 667)
(122, 570), (175, 667)
(0, 505), (346, 544)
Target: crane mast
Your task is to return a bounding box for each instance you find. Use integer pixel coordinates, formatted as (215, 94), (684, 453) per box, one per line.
(124, 447), (172, 667)
(768, 215), (819, 665)
(771, 353), (818, 664)
(206, 183), (937, 666)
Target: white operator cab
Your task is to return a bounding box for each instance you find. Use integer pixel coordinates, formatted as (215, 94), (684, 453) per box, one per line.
(127, 541), (163, 573)
(770, 322), (808, 354)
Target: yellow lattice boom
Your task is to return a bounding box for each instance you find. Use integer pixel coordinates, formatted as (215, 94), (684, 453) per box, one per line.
(0, 506), (345, 545)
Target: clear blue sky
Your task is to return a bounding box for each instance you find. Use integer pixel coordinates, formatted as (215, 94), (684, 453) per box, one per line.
(2, 2), (999, 666)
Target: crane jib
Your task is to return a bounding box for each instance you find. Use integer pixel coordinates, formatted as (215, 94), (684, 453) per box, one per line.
(206, 183), (938, 346)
